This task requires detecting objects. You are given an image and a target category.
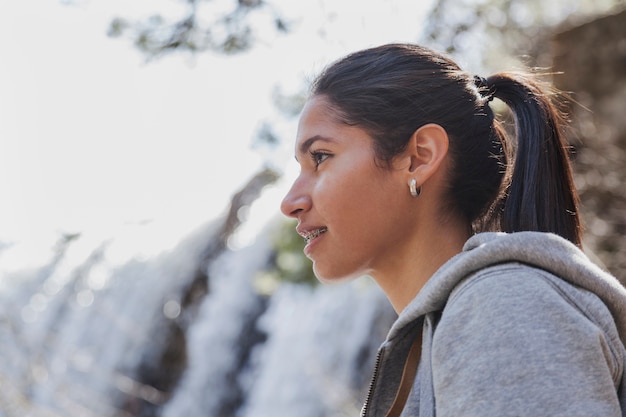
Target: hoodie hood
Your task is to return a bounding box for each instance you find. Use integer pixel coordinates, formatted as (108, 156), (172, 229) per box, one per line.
(388, 231), (626, 344)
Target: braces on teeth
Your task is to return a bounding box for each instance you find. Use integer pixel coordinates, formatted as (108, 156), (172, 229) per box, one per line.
(302, 227), (327, 244)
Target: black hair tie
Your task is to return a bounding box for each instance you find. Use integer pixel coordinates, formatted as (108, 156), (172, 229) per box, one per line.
(473, 75), (495, 102)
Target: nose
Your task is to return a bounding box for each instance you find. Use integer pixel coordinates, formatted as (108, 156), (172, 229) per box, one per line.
(280, 177), (312, 218)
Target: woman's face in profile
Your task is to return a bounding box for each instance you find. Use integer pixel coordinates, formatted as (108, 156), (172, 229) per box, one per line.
(280, 96), (415, 283)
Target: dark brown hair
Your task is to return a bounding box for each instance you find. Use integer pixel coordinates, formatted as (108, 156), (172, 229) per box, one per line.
(311, 43), (582, 246)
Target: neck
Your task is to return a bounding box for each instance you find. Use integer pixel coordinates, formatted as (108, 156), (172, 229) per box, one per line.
(372, 218), (470, 314)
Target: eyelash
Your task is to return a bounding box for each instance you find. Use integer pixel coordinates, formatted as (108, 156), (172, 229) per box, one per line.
(309, 150), (331, 167)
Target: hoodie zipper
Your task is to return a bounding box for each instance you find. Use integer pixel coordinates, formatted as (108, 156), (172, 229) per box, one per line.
(361, 348), (383, 417)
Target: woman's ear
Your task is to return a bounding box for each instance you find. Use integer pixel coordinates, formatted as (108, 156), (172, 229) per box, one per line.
(403, 123), (449, 183)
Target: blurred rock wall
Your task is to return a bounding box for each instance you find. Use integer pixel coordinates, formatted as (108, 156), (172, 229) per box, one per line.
(552, 8), (626, 283)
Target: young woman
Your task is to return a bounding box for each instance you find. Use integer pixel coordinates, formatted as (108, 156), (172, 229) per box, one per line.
(280, 43), (626, 417)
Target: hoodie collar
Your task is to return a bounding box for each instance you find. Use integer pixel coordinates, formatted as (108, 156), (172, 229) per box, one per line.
(387, 232), (626, 343)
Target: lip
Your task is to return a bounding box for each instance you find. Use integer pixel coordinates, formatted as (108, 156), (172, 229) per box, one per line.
(296, 225), (328, 255)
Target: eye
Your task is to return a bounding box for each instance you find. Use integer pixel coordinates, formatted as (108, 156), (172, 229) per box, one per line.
(309, 150), (331, 167)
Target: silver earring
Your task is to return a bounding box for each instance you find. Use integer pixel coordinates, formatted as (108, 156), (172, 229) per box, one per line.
(408, 178), (421, 197)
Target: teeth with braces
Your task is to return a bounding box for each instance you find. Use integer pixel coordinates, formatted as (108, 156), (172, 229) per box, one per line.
(301, 227), (328, 244)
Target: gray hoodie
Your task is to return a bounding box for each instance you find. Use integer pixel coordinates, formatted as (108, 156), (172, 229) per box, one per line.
(361, 232), (626, 417)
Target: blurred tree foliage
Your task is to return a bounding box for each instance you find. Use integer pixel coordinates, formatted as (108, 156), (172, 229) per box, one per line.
(105, 0), (623, 64)
(422, 0), (623, 71)
(257, 220), (319, 292)
(107, 0), (289, 57)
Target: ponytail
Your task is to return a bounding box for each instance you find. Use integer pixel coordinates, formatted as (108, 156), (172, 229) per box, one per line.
(486, 73), (582, 247)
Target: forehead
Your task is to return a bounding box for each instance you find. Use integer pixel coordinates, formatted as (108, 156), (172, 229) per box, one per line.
(297, 96), (338, 132)
(295, 97), (341, 146)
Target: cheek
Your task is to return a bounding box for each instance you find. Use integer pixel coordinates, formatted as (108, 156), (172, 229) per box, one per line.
(315, 172), (368, 215)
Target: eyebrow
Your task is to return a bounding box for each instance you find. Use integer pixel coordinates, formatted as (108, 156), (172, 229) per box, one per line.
(296, 135), (337, 161)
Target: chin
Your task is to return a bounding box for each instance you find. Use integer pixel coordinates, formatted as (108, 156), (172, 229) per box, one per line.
(313, 263), (362, 285)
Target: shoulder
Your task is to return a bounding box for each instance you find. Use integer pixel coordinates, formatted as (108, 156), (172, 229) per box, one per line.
(446, 262), (619, 339)
(431, 262), (624, 416)
(440, 262), (621, 355)
(435, 262), (605, 355)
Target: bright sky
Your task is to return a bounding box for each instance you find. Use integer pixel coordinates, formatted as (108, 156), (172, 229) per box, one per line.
(0, 0), (433, 244)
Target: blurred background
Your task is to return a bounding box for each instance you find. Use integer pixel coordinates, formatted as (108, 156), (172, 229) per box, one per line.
(0, 0), (624, 416)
